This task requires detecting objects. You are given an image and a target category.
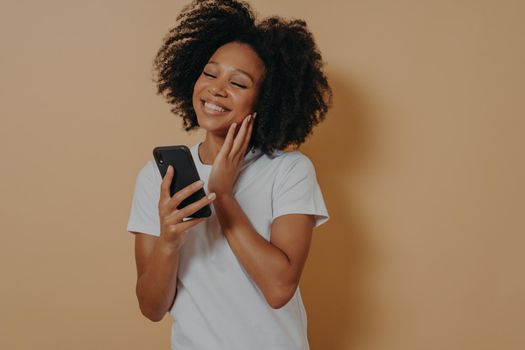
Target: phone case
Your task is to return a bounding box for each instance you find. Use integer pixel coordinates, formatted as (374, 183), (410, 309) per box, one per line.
(153, 145), (211, 218)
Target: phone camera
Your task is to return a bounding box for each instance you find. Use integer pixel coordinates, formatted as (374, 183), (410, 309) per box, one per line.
(155, 151), (164, 164)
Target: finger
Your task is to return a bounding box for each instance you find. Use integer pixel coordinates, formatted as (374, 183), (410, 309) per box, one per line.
(165, 179), (204, 211)
(174, 192), (216, 221)
(230, 114), (251, 156)
(240, 113), (255, 155)
(160, 165), (175, 203)
(173, 217), (207, 232)
(218, 122), (237, 158)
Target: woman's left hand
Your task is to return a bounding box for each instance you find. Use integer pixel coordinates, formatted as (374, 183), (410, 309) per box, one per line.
(208, 113), (255, 196)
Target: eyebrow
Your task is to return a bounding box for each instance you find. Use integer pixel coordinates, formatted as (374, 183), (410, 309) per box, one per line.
(207, 61), (254, 83)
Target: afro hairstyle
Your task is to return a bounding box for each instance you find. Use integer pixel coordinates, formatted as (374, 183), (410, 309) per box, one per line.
(152, 0), (332, 155)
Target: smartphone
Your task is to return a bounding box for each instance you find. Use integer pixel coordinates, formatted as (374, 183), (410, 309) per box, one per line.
(153, 145), (211, 218)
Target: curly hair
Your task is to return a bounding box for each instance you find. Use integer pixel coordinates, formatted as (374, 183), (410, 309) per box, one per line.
(152, 0), (332, 155)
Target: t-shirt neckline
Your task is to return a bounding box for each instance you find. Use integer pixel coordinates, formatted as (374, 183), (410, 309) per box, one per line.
(194, 142), (212, 168)
(193, 142), (262, 169)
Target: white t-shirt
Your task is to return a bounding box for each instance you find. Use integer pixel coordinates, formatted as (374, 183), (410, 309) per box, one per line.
(127, 143), (329, 350)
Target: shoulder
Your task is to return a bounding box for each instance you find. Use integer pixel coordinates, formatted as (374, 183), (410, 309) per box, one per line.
(136, 159), (162, 186)
(269, 150), (315, 173)
(263, 150), (317, 187)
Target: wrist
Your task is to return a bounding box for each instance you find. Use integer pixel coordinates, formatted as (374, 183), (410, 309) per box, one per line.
(213, 192), (235, 203)
(207, 184), (234, 198)
(157, 234), (185, 254)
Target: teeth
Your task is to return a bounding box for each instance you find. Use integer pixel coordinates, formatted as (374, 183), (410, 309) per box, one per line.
(204, 101), (227, 113)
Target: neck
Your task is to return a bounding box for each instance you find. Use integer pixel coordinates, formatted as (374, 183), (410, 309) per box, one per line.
(199, 131), (253, 165)
(199, 132), (224, 165)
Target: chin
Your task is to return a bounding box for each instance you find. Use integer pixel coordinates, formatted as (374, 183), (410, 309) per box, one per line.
(196, 116), (228, 134)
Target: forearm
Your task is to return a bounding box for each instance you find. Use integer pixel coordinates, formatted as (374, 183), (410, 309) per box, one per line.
(136, 239), (181, 321)
(213, 194), (297, 308)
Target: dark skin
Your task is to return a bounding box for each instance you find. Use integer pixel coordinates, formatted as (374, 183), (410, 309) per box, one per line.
(133, 42), (315, 321)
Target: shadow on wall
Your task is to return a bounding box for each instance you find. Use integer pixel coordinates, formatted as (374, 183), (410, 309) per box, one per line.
(300, 67), (385, 350)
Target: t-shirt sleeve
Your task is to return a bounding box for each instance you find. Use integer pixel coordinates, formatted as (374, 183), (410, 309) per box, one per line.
(272, 154), (329, 228)
(126, 160), (161, 236)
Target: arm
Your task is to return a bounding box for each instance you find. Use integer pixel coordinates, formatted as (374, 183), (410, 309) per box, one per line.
(134, 165), (215, 321)
(213, 196), (314, 309)
(134, 233), (181, 322)
(208, 115), (315, 308)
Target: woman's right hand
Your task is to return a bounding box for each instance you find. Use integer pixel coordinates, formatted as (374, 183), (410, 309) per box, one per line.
(158, 165), (215, 249)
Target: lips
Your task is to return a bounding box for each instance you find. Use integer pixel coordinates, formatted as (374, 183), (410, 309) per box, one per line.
(201, 99), (231, 115)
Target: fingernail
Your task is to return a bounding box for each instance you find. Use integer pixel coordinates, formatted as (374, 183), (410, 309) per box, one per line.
(247, 115), (252, 122)
(196, 180), (204, 186)
(253, 112), (257, 119)
(207, 193), (216, 200)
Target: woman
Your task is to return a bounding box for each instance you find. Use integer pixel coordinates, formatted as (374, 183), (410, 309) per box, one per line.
(127, 0), (332, 348)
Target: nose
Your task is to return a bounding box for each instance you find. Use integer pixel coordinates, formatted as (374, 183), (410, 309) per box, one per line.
(208, 81), (227, 97)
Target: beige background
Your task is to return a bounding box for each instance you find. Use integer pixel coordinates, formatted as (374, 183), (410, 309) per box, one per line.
(1, 0), (524, 349)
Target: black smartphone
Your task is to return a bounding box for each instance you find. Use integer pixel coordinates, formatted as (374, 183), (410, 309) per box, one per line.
(153, 145), (211, 218)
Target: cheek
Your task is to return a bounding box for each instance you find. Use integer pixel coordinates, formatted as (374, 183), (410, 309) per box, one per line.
(235, 91), (258, 111)
(192, 78), (204, 96)
(192, 81), (205, 108)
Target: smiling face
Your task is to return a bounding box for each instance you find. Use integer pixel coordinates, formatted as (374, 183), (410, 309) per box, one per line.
(192, 41), (265, 135)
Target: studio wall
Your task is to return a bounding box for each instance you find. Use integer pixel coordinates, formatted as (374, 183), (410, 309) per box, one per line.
(1, 1), (523, 349)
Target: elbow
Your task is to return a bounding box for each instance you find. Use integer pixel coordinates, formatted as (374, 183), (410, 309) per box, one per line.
(265, 283), (298, 309)
(268, 298), (290, 310)
(146, 314), (165, 323)
(136, 287), (167, 322)
(138, 302), (166, 322)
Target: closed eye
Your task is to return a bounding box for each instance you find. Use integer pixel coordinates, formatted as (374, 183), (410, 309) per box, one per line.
(232, 82), (247, 89)
(203, 72), (216, 78)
